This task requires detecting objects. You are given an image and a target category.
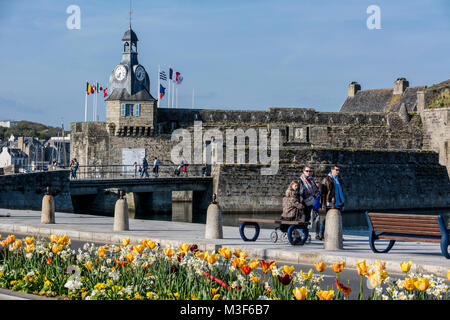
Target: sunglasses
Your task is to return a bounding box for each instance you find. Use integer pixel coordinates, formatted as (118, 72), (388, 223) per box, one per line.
(304, 170), (311, 172)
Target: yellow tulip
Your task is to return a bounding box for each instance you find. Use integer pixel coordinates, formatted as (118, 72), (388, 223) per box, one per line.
(195, 251), (208, 260)
(314, 261), (326, 273)
(250, 274), (262, 283)
(218, 247), (232, 259)
(233, 249), (248, 259)
(283, 265), (295, 275)
(231, 257), (246, 269)
(164, 247), (175, 258)
(13, 240), (22, 249)
(212, 294), (220, 300)
(293, 287), (308, 300)
(97, 247), (106, 258)
(373, 260), (386, 271)
(356, 260), (369, 276)
(248, 259), (260, 269)
(122, 238), (131, 246)
(400, 261), (412, 273)
(317, 290), (334, 300)
(331, 261), (345, 274)
(58, 235), (70, 245)
(25, 245), (34, 253)
(126, 252), (135, 262)
(447, 270), (450, 281)
(133, 244), (145, 255)
(301, 269), (314, 281)
(146, 241), (156, 249)
(368, 272), (383, 288)
(52, 244), (63, 254)
(179, 243), (191, 255)
(414, 277), (430, 291)
(24, 237), (34, 245)
(402, 278), (416, 291)
(49, 234), (57, 243)
(207, 253), (218, 264)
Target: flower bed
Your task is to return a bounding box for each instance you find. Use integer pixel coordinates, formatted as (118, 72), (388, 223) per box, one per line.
(0, 234), (448, 300)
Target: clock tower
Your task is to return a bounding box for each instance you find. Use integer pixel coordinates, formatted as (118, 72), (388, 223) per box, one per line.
(105, 25), (157, 136)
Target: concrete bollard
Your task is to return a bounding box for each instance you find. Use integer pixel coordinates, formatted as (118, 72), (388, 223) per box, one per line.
(323, 206), (344, 250)
(41, 186), (55, 224)
(205, 194), (223, 239)
(114, 190), (129, 231)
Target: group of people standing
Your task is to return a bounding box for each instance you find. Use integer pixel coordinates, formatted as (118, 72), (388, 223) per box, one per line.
(133, 157), (159, 178)
(70, 158), (79, 179)
(281, 165), (345, 244)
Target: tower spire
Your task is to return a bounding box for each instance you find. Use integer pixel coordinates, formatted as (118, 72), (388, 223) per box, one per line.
(129, 0), (133, 29)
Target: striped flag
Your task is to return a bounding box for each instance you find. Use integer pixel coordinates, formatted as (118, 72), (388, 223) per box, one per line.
(159, 70), (167, 81)
(159, 84), (166, 99)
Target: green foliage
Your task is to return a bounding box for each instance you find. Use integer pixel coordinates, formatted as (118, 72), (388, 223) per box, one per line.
(0, 121), (68, 140)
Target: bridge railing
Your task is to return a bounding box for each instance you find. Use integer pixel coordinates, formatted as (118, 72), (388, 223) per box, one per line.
(71, 164), (210, 180)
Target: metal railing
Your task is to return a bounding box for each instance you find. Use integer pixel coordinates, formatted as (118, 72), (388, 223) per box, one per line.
(70, 164), (211, 180)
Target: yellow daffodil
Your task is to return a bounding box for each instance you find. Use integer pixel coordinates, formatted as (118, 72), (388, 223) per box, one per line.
(331, 261), (345, 274)
(293, 287), (308, 300)
(400, 261), (412, 273)
(248, 259), (260, 269)
(314, 261), (326, 273)
(317, 290), (334, 300)
(356, 260), (369, 276)
(403, 278), (416, 291)
(301, 269), (314, 281)
(122, 238), (130, 246)
(283, 265), (295, 275)
(94, 283), (106, 291)
(218, 247), (232, 259)
(414, 277), (430, 291)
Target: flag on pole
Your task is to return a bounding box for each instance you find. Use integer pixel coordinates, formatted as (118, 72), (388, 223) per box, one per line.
(159, 84), (166, 99)
(87, 83), (92, 95)
(169, 68), (173, 81)
(176, 72), (183, 84)
(103, 88), (108, 98)
(96, 82), (100, 93)
(159, 70), (167, 81)
(90, 85), (95, 94)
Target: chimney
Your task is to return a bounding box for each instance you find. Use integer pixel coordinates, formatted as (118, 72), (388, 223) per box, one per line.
(393, 77), (409, 95)
(18, 136), (24, 151)
(348, 82), (361, 97)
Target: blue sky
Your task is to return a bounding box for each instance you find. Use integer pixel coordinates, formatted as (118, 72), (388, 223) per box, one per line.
(0, 0), (449, 128)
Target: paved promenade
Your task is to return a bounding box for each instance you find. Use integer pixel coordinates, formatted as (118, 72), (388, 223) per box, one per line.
(0, 208), (448, 278)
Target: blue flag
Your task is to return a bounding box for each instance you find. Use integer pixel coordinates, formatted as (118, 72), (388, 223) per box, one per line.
(159, 84), (166, 99)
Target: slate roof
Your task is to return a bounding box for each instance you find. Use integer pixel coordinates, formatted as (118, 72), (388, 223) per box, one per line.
(340, 86), (426, 113)
(106, 88), (155, 101)
(122, 28), (138, 42)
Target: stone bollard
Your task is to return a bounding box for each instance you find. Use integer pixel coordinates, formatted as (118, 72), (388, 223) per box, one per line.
(41, 186), (55, 224)
(323, 201), (343, 250)
(114, 190), (129, 231)
(205, 194), (223, 239)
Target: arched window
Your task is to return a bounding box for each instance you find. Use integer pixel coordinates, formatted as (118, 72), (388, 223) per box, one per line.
(123, 42), (130, 52)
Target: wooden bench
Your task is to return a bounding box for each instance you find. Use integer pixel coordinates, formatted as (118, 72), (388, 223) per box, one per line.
(365, 212), (449, 259)
(238, 218), (309, 245)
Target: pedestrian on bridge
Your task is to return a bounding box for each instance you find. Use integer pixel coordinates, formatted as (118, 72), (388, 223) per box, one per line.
(141, 157), (149, 178)
(153, 157), (159, 177)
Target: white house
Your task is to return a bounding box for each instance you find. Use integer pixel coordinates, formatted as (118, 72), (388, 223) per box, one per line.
(0, 146), (28, 168)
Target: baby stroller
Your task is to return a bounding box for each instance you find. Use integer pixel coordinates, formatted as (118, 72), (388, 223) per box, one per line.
(270, 211), (311, 244)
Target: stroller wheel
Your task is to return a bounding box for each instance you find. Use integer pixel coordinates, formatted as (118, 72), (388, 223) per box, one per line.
(270, 230), (278, 243)
(281, 232), (289, 243)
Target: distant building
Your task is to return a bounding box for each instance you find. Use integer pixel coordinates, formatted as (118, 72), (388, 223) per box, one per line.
(0, 121), (18, 128)
(46, 135), (70, 167)
(0, 146), (28, 168)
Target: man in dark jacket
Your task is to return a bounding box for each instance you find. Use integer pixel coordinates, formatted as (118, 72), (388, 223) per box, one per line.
(141, 157), (149, 178)
(318, 165), (345, 239)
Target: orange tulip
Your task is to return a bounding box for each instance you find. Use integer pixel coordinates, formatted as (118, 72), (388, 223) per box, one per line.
(293, 287), (308, 300)
(97, 247), (106, 258)
(164, 248), (175, 258)
(317, 290), (335, 300)
(122, 238), (130, 246)
(207, 253), (218, 264)
(25, 245), (34, 254)
(231, 257), (246, 269)
(24, 237), (34, 245)
(126, 252), (135, 262)
(248, 259), (260, 269)
(240, 265), (251, 275)
(314, 261), (326, 273)
(260, 260), (276, 274)
(356, 260), (369, 276)
(49, 234), (58, 243)
(6, 235), (15, 245)
(218, 247), (232, 259)
(13, 240), (22, 249)
(331, 262), (345, 274)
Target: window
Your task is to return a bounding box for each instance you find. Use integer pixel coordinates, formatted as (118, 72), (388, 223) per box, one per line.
(121, 104), (140, 117)
(126, 104), (134, 116)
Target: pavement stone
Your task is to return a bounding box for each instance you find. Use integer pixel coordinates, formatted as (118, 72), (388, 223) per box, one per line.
(0, 208), (448, 278)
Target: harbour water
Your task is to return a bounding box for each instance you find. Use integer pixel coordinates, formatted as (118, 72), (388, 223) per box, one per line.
(134, 202), (450, 236)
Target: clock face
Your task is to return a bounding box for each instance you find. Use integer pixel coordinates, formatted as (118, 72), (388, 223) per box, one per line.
(135, 65), (145, 81)
(114, 65), (127, 81)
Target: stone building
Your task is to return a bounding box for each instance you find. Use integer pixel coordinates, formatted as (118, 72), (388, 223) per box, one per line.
(70, 25), (450, 215)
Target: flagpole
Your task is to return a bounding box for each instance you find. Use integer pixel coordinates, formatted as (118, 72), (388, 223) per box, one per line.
(95, 83), (98, 121)
(172, 77), (175, 109)
(157, 65), (160, 109)
(84, 82), (88, 122)
(92, 81), (95, 121)
(192, 88), (194, 109)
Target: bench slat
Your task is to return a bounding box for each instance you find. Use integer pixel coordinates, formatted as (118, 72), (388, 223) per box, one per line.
(370, 217), (439, 226)
(377, 234), (441, 243)
(370, 222), (441, 233)
(368, 213), (438, 221)
(373, 227), (442, 236)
